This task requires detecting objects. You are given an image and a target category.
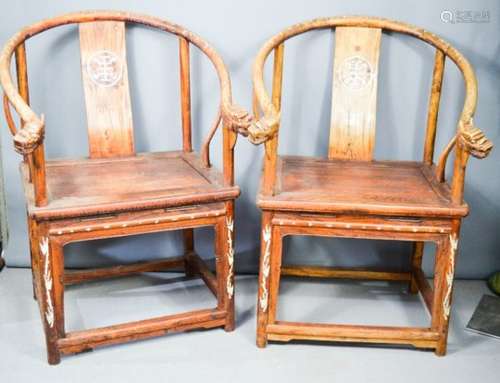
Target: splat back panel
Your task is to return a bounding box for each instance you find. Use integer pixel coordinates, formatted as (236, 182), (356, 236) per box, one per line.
(79, 21), (134, 158)
(328, 27), (381, 160)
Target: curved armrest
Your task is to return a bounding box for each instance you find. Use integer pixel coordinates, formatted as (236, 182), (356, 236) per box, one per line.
(1, 27), (46, 155)
(13, 117), (45, 154)
(458, 123), (493, 159)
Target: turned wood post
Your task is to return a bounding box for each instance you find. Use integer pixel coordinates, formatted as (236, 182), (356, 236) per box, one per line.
(262, 43), (284, 196)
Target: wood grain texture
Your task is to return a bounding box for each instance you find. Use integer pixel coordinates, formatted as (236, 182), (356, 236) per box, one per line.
(14, 43), (29, 118)
(63, 257), (185, 285)
(57, 309), (226, 354)
(22, 152), (239, 220)
(0, 11), (242, 364)
(246, 16), (490, 357)
(3, 92), (17, 135)
(79, 21), (134, 158)
(256, 212), (273, 348)
(267, 322), (439, 347)
(262, 43), (284, 195)
(414, 267), (434, 314)
(282, 265), (411, 281)
(247, 16), (492, 205)
(423, 49), (445, 164)
(179, 36), (192, 152)
(215, 210), (235, 331)
(409, 242), (424, 293)
(258, 156), (468, 217)
(329, 27), (381, 160)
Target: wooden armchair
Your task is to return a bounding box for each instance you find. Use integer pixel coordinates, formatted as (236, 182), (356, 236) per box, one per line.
(0, 11), (249, 364)
(241, 17), (493, 355)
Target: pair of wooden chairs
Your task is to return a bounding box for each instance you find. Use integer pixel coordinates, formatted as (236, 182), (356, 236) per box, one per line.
(0, 11), (492, 364)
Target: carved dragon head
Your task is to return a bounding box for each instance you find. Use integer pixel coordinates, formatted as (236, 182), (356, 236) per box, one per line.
(459, 122), (493, 159)
(223, 104), (253, 135)
(223, 105), (279, 145)
(13, 118), (44, 155)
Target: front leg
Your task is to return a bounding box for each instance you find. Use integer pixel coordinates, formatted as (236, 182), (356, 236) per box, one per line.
(215, 204), (236, 332)
(35, 233), (65, 364)
(256, 212), (273, 348)
(431, 229), (459, 356)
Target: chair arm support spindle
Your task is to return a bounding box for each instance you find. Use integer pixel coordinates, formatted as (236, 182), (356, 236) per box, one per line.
(435, 135), (456, 182)
(200, 109), (222, 167)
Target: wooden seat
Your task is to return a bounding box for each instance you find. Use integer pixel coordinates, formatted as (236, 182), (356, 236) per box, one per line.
(0, 11), (250, 364)
(258, 156), (468, 217)
(24, 152), (239, 220)
(241, 16), (492, 356)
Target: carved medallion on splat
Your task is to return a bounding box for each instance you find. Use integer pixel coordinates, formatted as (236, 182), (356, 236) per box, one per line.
(79, 21), (134, 158)
(86, 50), (123, 87)
(328, 27), (382, 161)
(338, 55), (373, 91)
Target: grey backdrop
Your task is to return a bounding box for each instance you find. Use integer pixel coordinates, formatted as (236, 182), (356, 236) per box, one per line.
(0, 0), (498, 278)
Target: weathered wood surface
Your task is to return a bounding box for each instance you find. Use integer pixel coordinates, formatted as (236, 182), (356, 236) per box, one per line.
(22, 152), (239, 220)
(328, 27), (381, 160)
(80, 21), (134, 158)
(246, 16), (492, 356)
(258, 156), (468, 217)
(0, 10), (242, 365)
(245, 16), (491, 204)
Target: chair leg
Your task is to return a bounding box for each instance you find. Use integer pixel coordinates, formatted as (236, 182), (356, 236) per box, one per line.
(256, 212), (273, 348)
(409, 241), (424, 294)
(267, 226), (283, 325)
(36, 234), (65, 365)
(431, 232), (458, 356)
(215, 213), (235, 332)
(28, 216), (39, 300)
(183, 229), (196, 277)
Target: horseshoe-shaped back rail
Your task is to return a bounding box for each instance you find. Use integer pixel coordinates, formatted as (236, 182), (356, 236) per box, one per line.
(245, 16), (492, 203)
(0, 10), (248, 206)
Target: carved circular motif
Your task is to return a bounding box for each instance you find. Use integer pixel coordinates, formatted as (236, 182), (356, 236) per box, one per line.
(86, 50), (122, 87)
(338, 55), (373, 91)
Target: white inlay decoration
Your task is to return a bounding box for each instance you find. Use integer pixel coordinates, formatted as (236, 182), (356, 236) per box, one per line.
(443, 234), (458, 320)
(40, 237), (54, 328)
(86, 50), (123, 87)
(259, 225), (272, 312)
(338, 55), (373, 91)
(226, 218), (235, 298)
